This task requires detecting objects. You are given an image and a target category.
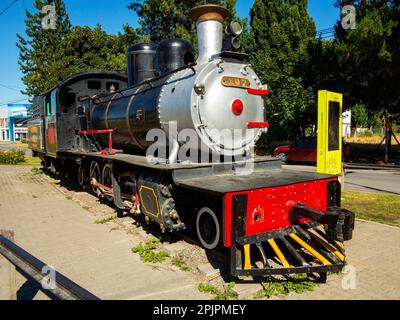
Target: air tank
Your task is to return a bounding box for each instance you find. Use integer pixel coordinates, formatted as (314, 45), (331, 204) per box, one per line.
(156, 39), (195, 75)
(126, 43), (158, 87)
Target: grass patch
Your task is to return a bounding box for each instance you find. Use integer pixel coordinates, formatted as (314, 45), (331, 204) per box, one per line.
(171, 255), (190, 272)
(255, 274), (316, 299)
(0, 149), (25, 164)
(0, 142), (28, 147)
(342, 191), (400, 227)
(347, 135), (398, 145)
(132, 238), (170, 263)
(16, 142), (28, 147)
(20, 157), (42, 166)
(94, 215), (116, 225)
(31, 167), (43, 175)
(198, 282), (238, 300)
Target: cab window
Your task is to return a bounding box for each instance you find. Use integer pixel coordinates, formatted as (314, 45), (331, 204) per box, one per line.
(44, 91), (57, 116)
(88, 80), (102, 90)
(51, 91), (57, 115)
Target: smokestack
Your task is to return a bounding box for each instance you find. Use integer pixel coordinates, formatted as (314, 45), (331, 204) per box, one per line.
(189, 5), (230, 65)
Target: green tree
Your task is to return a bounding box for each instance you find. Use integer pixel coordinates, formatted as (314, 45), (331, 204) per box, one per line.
(17, 0), (72, 96)
(249, 0), (317, 140)
(17, 1), (143, 96)
(48, 25), (132, 81)
(332, 0), (400, 113)
(352, 104), (370, 127)
(128, 0), (239, 43)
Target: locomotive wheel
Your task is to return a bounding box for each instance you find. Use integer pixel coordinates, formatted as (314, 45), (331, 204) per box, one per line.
(78, 165), (87, 187)
(196, 207), (221, 250)
(89, 161), (101, 196)
(101, 164), (113, 201)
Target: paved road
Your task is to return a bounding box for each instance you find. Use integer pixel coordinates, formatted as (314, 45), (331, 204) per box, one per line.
(284, 219), (400, 300)
(283, 164), (400, 195)
(344, 168), (400, 195)
(0, 165), (207, 300)
(234, 219), (400, 300)
(1, 165), (399, 300)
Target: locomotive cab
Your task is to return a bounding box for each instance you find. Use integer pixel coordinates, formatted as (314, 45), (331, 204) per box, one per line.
(27, 72), (127, 158)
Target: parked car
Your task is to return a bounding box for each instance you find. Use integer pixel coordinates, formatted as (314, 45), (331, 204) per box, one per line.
(272, 137), (351, 163)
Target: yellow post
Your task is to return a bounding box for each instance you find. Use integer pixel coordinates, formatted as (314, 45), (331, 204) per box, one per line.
(317, 90), (343, 175)
(243, 244), (252, 270)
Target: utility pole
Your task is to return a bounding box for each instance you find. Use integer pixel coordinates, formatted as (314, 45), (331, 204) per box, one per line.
(377, 115), (400, 163)
(385, 116), (392, 163)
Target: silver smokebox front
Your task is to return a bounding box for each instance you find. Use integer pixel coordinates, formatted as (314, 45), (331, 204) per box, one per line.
(189, 5), (230, 65)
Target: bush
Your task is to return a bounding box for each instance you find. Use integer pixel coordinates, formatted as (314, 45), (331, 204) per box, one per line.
(0, 149), (25, 164)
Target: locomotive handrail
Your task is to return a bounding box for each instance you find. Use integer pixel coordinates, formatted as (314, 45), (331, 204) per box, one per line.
(81, 63), (198, 105)
(78, 129), (117, 155)
(0, 235), (101, 300)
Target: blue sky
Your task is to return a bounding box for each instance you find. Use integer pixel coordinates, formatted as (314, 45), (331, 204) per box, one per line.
(0, 0), (339, 105)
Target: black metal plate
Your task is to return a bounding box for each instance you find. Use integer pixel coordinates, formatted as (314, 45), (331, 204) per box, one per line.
(173, 167), (335, 195)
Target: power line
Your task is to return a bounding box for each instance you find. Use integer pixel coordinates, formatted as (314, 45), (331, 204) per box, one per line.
(0, 97), (29, 107)
(317, 28), (335, 33)
(0, 0), (18, 17)
(0, 83), (22, 92)
(316, 27), (335, 40)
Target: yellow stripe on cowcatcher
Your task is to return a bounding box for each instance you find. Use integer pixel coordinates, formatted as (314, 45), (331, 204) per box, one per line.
(267, 239), (290, 268)
(289, 233), (331, 266)
(243, 244), (252, 270)
(308, 230), (345, 262)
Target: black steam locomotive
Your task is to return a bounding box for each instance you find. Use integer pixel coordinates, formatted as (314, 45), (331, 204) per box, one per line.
(28, 5), (354, 278)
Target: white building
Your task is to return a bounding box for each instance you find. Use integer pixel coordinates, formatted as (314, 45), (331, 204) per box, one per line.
(0, 104), (31, 142)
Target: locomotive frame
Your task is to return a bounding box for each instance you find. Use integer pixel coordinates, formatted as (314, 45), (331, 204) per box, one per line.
(28, 4), (355, 279)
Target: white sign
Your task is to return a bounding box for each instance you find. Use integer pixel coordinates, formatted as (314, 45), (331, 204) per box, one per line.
(343, 110), (352, 125)
(343, 110), (352, 137)
(11, 108), (27, 117)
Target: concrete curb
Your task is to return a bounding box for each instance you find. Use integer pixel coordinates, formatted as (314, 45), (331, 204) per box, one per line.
(346, 163), (400, 171)
(355, 218), (400, 231)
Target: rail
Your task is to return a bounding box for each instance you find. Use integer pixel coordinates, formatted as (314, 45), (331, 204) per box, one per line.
(0, 232), (100, 300)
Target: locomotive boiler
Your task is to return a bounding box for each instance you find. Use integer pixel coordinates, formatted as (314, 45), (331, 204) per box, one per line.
(90, 5), (266, 161)
(28, 4), (355, 279)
